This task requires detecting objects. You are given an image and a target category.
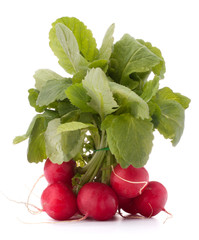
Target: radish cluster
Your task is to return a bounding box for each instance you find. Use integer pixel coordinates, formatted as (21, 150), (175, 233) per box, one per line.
(13, 16), (189, 223)
(39, 158), (169, 221)
(13, 15), (189, 223)
(110, 164), (168, 218)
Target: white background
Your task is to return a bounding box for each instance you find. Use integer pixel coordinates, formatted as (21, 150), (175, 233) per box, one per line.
(0, 0), (198, 239)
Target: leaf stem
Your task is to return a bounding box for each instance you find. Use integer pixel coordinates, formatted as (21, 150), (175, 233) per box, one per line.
(101, 151), (115, 185)
(79, 130), (107, 186)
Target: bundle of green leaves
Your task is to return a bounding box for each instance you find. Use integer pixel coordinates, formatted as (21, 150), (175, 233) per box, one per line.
(13, 17), (190, 187)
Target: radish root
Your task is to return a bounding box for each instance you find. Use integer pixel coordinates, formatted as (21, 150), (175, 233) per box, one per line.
(17, 213), (88, 224)
(147, 203), (154, 218)
(1, 191), (43, 213)
(26, 174), (44, 214)
(1, 174), (45, 215)
(163, 208), (173, 224)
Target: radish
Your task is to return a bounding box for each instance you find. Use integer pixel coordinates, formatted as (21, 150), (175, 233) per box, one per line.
(118, 195), (138, 215)
(77, 182), (118, 221)
(41, 182), (78, 220)
(133, 181), (168, 217)
(110, 164), (149, 198)
(44, 158), (75, 186)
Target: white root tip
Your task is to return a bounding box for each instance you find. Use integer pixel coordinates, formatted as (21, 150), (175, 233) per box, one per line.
(162, 208), (173, 224)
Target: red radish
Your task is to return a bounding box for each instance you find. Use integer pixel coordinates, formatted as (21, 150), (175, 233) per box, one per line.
(77, 182), (118, 221)
(110, 164), (149, 198)
(134, 181), (168, 217)
(118, 195), (138, 215)
(41, 182), (78, 220)
(44, 158), (75, 186)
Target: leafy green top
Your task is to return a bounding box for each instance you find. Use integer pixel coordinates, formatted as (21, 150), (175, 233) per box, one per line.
(14, 16), (190, 187)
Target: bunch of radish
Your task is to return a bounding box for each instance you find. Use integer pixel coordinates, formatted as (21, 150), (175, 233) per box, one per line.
(13, 16), (189, 222)
(40, 158), (168, 221)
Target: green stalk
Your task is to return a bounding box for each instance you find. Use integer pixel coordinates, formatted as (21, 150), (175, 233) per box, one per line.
(79, 130), (107, 186)
(101, 151), (115, 185)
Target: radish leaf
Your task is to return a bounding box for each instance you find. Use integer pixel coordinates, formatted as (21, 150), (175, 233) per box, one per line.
(45, 119), (85, 164)
(49, 17), (98, 73)
(154, 98), (185, 146)
(27, 117), (47, 163)
(99, 23), (115, 61)
(66, 83), (96, 113)
(109, 82), (149, 119)
(34, 69), (64, 91)
(55, 23), (89, 74)
(137, 39), (166, 79)
(102, 113), (154, 168)
(57, 121), (96, 133)
(37, 79), (72, 107)
(141, 76), (160, 102)
(108, 34), (162, 88)
(156, 87), (191, 109)
(82, 68), (118, 118)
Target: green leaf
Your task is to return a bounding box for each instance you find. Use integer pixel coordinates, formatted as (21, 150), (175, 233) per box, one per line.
(137, 39), (166, 79)
(140, 76), (160, 102)
(156, 87), (191, 109)
(45, 119), (85, 164)
(57, 99), (78, 117)
(155, 98), (185, 146)
(99, 23), (115, 61)
(130, 71), (151, 84)
(129, 71), (151, 93)
(109, 82), (149, 119)
(108, 34), (162, 88)
(55, 23), (89, 74)
(66, 83), (95, 113)
(27, 117), (47, 163)
(33, 69), (64, 91)
(37, 79), (72, 107)
(88, 59), (108, 72)
(82, 68), (118, 118)
(13, 115), (39, 144)
(57, 121), (95, 133)
(72, 70), (87, 84)
(13, 115), (44, 144)
(102, 113), (154, 168)
(60, 110), (81, 124)
(28, 89), (46, 112)
(13, 110), (59, 145)
(49, 17), (98, 73)
(148, 101), (161, 128)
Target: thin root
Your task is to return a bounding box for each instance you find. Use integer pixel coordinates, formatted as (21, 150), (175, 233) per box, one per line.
(1, 192), (43, 214)
(1, 174), (45, 215)
(17, 214), (88, 224)
(148, 203), (153, 218)
(162, 208), (173, 224)
(26, 174), (44, 214)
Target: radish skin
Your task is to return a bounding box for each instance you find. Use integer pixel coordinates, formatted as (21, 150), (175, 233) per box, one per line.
(44, 158), (75, 186)
(77, 182), (118, 221)
(110, 164), (149, 198)
(118, 195), (138, 215)
(41, 182), (77, 220)
(134, 181), (168, 217)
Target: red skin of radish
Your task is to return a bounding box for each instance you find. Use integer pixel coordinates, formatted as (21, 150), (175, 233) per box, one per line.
(134, 181), (168, 217)
(110, 164), (149, 198)
(44, 158), (75, 186)
(77, 182), (118, 221)
(41, 182), (78, 220)
(118, 195), (138, 215)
